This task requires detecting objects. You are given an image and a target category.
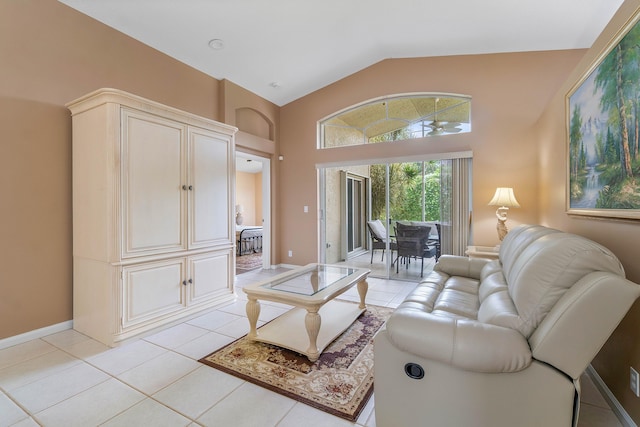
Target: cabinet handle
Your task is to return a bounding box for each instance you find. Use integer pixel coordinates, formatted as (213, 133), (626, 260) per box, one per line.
(182, 185), (187, 191)
(189, 278), (193, 284)
(188, 185), (193, 191)
(182, 280), (187, 286)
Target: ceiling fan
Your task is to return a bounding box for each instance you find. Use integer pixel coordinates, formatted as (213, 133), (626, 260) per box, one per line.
(423, 98), (463, 136)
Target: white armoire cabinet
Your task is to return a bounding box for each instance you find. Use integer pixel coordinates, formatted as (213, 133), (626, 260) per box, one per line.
(67, 88), (237, 346)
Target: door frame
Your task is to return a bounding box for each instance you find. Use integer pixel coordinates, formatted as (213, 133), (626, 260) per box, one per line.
(235, 151), (271, 270)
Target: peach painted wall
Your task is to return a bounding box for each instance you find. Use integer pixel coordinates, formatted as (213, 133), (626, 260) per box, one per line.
(0, 1), (220, 118)
(236, 171), (263, 226)
(0, 98), (72, 337)
(0, 0), (221, 339)
(278, 51), (586, 265)
(255, 172), (263, 226)
(538, 0), (640, 421)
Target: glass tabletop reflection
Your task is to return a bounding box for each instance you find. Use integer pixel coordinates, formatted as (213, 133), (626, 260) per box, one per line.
(259, 264), (357, 296)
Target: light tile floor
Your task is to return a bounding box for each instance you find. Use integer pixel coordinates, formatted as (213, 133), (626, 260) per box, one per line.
(0, 267), (623, 427)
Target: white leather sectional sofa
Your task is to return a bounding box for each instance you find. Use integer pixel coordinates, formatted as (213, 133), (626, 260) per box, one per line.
(374, 224), (640, 427)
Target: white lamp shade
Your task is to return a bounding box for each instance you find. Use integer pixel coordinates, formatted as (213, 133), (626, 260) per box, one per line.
(488, 187), (520, 208)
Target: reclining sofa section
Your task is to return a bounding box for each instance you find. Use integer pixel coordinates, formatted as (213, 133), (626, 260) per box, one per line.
(374, 224), (640, 427)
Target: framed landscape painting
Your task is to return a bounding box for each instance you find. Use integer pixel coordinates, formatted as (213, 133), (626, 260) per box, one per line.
(567, 11), (640, 219)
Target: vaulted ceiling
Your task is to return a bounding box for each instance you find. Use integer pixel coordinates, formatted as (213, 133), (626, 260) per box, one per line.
(58, 0), (623, 106)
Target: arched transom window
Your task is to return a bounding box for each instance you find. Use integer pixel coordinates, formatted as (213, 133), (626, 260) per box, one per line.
(319, 93), (471, 148)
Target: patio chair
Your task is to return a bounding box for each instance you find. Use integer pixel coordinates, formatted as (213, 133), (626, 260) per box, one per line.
(410, 221), (442, 261)
(394, 222), (436, 277)
(429, 222), (441, 261)
(367, 219), (397, 264)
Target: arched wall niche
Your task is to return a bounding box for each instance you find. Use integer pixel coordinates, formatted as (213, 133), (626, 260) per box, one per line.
(236, 106), (274, 141)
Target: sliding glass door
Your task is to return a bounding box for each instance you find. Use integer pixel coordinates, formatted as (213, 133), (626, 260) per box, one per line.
(340, 171), (368, 260)
(320, 156), (472, 281)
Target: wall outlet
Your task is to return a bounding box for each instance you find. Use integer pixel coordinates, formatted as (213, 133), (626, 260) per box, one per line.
(288, 250), (293, 257)
(631, 367), (639, 397)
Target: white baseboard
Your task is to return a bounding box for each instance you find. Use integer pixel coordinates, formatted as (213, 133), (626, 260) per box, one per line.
(0, 321), (73, 350)
(586, 365), (637, 427)
(276, 263), (301, 269)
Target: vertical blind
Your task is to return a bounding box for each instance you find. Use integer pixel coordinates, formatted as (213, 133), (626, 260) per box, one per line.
(440, 158), (472, 256)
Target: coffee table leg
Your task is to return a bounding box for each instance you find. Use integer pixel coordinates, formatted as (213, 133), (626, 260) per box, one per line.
(305, 309), (321, 362)
(246, 298), (260, 339)
(357, 278), (368, 309)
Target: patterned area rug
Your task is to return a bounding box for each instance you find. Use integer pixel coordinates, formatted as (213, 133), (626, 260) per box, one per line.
(199, 304), (392, 421)
(236, 252), (262, 274)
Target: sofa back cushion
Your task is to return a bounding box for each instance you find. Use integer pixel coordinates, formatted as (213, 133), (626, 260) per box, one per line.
(477, 226), (557, 329)
(514, 234), (624, 337)
(479, 225), (625, 338)
(499, 225), (560, 279)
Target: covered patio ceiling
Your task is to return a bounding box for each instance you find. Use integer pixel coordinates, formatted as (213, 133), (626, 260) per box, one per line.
(324, 95), (471, 140)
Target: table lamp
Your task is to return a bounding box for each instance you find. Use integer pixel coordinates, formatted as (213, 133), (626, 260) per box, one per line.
(488, 187), (520, 241)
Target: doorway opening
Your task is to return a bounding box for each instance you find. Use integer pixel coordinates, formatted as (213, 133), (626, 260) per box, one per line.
(235, 151), (271, 274)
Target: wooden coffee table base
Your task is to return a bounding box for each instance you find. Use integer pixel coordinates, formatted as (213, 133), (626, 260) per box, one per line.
(246, 299), (365, 362)
(243, 263), (370, 362)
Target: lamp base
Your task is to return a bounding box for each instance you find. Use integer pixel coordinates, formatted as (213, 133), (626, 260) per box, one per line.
(495, 207), (509, 241)
(496, 219), (508, 241)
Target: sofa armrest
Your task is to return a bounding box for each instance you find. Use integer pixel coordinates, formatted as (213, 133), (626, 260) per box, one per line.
(529, 271), (640, 379)
(434, 255), (490, 280)
(385, 308), (531, 373)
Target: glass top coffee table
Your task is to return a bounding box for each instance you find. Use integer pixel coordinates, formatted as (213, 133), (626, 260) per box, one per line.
(243, 263), (370, 361)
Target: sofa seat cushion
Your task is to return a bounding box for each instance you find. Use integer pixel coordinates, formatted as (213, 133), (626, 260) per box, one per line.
(386, 306), (532, 372)
(434, 288), (480, 318)
(398, 270), (480, 320)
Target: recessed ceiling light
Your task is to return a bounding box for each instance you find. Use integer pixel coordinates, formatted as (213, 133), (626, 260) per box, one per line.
(208, 39), (224, 50)
(270, 82), (281, 88)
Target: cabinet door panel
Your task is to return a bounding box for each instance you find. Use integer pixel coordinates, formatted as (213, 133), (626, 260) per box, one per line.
(122, 259), (185, 329)
(123, 110), (186, 257)
(189, 128), (231, 248)
(188, 251), (232, 305)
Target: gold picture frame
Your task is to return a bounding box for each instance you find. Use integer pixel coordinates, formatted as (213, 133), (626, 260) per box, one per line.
(567, 9), (640, 220)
